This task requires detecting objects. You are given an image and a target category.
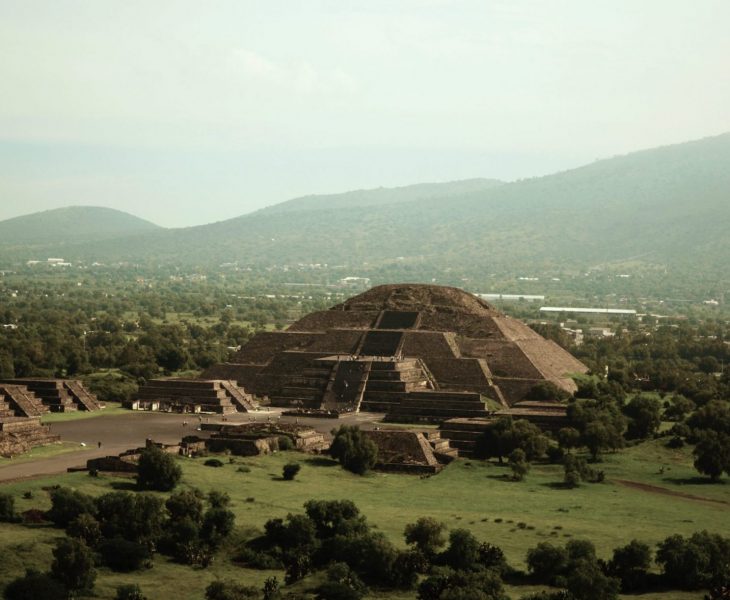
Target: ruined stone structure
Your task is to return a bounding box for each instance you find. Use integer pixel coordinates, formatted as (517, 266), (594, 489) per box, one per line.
(203, 284), (587, 423)
(0, 379), (102, 412)
(438, 401), (570, 457)
(129, 379), (256, 414)
(0, 384), (59, 456)
(363, 429), (458, 474)
(189, 422), (329, 456)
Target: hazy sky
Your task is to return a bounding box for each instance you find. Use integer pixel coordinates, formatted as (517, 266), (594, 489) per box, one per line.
(1, 0), (729, 227)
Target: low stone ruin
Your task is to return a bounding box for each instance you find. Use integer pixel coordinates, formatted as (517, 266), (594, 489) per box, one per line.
(0, 384), (59, 457)
(363, 429), (458, 474)
(180, 422), (329, 457)
(0, 378), (102, 412)
(438, 401), (569, 457)
(128, 379), (256, 414)
(86, 439), (181, 473)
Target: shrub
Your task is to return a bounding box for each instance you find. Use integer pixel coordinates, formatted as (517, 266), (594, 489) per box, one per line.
(136, 446), (182, 491)
(329, 425), (378, 475)
(50, 537), (96, 593)
(115, 584), (147, 600)
(509, 448), (530, 481)
(204, 458), (225, 468)
(99, 537), (151, 572)
(205, 579), (261, 600)
(3, 569), (67, 600)
(282, 462), (301, 480)
(277, 436), (294, 451)
(0, 492), (17, 522)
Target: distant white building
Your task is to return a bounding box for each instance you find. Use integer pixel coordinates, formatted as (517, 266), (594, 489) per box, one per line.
(339, 277), (371, 288)
(540, 307), (636, 316)
(479, 293), (545, 302)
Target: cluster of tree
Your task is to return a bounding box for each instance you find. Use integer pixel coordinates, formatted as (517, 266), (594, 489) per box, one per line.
(666, 399), (730, 481)
(237, 502), (511, 599)
(3, 480), (237, 599)
(524, 530), (730, 599)
(571, 323), (730, 403)
(0, 269), (330, 399)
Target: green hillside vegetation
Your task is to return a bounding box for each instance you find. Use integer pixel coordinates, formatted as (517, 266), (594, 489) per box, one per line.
(0, 206), (161, 248)
(257, 178), (504, 214)
(0, 441), (723, 600)
(1, 134), (729, 281)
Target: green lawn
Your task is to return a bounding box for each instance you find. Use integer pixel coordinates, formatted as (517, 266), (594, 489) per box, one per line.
(41, 402), (126, 424)
(0, 438), (726, 600)
(0, 441), (90, 464)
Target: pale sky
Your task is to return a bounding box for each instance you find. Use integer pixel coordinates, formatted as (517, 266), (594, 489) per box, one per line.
(1, 0), (729, 227)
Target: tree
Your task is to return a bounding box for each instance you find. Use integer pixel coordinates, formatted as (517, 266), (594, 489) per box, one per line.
(623, 395), (662, 439)
(474, 418), (548, 463)
(656, 531), (730, 589)
(329, 426), (378, 475)
(526, 542), (569, 584)
(565, 558), (620, 600)
(282, 462), (301, 480)
(0, 492), (16, 522)
(95, 491), (166, 545)
(201, 507), (236, 548)
(47, 487), (96, 527)
(693, 430), (730, 481)
(67, 513), (102, 547)
(50, 537), (96, 593)
(3, 569), (67, 600)
(664, 394), (695, 421)
(442, 529), (481, 571)
(608, 539), (652, 592)
(687, 400), (730, 435)
(304, 499), (368, 539)
(404, 517), (447, 556)
(509, 448), (530, 481)
(557, 427), (581, 450)
(166, 489), (204, 522)
(136, 445), (182, 491)
(316, 562), (368, 600)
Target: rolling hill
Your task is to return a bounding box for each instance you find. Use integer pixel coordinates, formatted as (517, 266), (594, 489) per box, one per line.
(1, 133), (728, 276)
(0, 206), (161, 248)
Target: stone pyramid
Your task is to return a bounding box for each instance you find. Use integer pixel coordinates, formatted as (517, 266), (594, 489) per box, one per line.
(203, 284), (587, 419)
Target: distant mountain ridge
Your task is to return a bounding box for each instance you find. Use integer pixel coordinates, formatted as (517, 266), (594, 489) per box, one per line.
(0, 206), (161, 248)
(1, 133), (728, 276)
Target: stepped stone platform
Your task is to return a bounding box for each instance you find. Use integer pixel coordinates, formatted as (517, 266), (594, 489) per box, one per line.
(203, 284), (587, 423)
(438, 401), (570, 457)
(0, 384), (59, 457)
(128, 379), (256, 414)
(364, 429), (458, 474)
(0, 379), (102, 412)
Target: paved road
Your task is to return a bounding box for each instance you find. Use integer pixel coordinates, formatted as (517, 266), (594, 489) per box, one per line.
(0, 408), (384, 483)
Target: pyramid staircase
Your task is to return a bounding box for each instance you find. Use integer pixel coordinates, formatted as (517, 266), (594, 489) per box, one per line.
(134, 379), (246, 414)
(322, 360), (372, 412)
(360, 358), (434, 412)
(270, 362), (334, 408)
(0, 379), (102, 412)
(219, 380), (257, 412)
(64, 380), (102, 411)
(0, 384), (59, 457)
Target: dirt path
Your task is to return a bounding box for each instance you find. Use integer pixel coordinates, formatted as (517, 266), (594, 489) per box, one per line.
(614, 478), (729, 506)
(0, 408), (384, 483)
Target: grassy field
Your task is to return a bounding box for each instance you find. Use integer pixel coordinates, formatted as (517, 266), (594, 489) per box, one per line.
(0, 442), (90, 464)
(41, 402), (126, 424)
(0, 438), (726, 600)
